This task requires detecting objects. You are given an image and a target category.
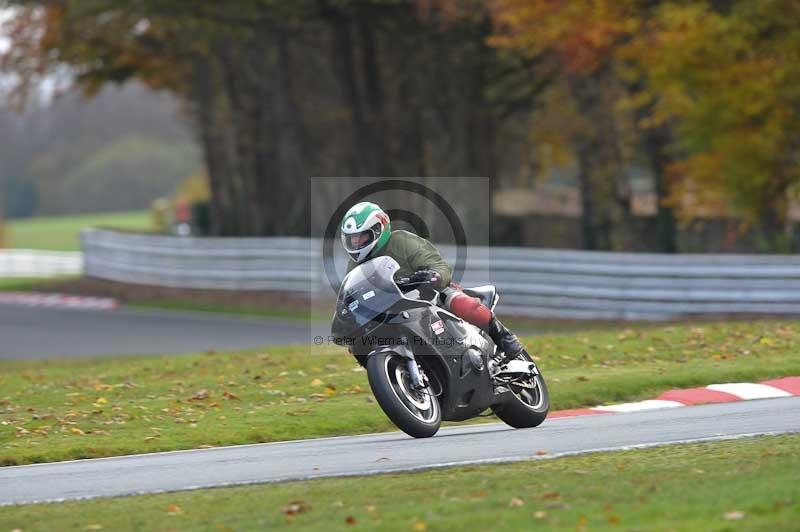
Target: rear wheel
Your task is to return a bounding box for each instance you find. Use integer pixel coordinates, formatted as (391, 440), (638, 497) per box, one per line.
(492, 353), (549, 429)
(367, 352), (441, 438)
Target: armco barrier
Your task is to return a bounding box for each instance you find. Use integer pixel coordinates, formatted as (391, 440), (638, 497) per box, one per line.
(81, 228), (800, 320)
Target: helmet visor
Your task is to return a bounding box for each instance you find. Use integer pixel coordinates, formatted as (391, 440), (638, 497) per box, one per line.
(341, 228), (375, 252)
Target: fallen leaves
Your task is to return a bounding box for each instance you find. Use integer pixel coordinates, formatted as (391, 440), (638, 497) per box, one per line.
(285, 407), (313, 416)
(92, 397), (108, 408)
(546, 501), (571, 510)
(166, 503), (183, 515)
(189, 390), (209, 401)
(724, 511), (745, 521)
(283, 501), (311, 515)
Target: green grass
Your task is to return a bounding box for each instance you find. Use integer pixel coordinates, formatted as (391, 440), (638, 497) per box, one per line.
(0, 277), (79, 291)
(1, 320), (798, 466)
(7, 210), (151, 251)
(1, 434), (797, 530)
(127, 300), (323, 321)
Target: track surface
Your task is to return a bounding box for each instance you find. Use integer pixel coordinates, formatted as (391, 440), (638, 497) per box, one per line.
(0, 303), (542, 360)
(0, 303), (325, 359)
(2, 397), (797, 506)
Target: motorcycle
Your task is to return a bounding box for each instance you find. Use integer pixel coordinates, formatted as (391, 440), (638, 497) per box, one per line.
(331, 256), (549, 438)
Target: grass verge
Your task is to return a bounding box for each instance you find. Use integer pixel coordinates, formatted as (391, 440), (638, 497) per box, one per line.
(7, 210), (151, 251)
(0, 277), (80, 292)
(127, 299), (320, 321)
(1, 434), (797, 530)
(1, 320), (798, 466)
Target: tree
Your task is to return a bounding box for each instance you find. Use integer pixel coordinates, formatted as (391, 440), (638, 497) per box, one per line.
(3, 1), (315, 234)
(627, 0), (800, 250)
(489, 0), (639, 250)
(2, 0), (522, 238)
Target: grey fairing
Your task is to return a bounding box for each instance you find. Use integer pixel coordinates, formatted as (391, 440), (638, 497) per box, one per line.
(368, 342), (414, 360)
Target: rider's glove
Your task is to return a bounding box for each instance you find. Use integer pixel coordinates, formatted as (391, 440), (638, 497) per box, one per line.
(408, 269), (440, 285)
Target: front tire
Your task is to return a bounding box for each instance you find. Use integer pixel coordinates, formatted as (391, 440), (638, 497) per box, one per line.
(367, 352), (441, 438)
(492, 356), (549, 429)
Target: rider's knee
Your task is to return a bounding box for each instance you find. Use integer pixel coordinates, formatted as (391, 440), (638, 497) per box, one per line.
(448, 292), (493, 327)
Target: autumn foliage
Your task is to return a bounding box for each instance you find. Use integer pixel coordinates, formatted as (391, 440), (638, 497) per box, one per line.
(490, 0), (800, 250)
(2, 0), (799, 250)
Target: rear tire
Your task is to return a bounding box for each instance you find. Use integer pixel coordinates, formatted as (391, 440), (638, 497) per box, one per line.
(367, 352), (441, 438)
(492, 356), (549, 429)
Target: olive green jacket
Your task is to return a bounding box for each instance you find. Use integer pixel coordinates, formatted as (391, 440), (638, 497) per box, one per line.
(345, 230), (452, 291)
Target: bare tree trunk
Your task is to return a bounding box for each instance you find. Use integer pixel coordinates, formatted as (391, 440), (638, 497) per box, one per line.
(642, 122), (678, 253)
(190, 55), (238, 236)
(326, 7), (368, 177)
(219, 43), (259, 236)
(274, 29), (311, 235)
(567, 67), (633, 250)
(356, 6), (389, 176)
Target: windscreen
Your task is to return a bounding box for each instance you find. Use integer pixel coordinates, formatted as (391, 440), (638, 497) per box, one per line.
(335, 256), (403, 331)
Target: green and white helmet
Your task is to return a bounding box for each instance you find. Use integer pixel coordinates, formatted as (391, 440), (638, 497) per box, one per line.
(340, 201), (391, 263)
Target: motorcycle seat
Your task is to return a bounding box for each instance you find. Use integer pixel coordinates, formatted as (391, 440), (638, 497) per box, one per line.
(462, 285), (498, 310)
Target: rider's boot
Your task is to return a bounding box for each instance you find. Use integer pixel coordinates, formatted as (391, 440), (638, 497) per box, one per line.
(486, 316), (526, 364)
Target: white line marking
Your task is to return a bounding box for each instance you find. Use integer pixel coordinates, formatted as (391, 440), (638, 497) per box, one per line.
(592, 399), (685, 413)
(707, 383), (792, 400)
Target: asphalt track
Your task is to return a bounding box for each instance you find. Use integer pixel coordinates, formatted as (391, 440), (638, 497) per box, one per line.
(1, 397), (797, 506)
(0, 303), (328, 359)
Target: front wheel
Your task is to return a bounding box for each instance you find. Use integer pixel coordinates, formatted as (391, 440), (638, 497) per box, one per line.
(492, 356), (549, 429)
(366, 352), (441, 438)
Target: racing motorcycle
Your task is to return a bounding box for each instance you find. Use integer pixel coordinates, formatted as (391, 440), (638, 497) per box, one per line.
(330, 256), (549, 438)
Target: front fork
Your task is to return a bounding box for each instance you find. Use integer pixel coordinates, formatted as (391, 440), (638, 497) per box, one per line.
(369, 341), (426, 389)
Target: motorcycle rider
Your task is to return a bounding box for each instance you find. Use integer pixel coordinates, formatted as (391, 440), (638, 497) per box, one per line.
(341, 201), (528, 361)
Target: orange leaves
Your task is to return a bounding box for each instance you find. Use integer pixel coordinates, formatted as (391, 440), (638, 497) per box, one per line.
(222, 390), (239, 401)
(625, 1), (800, 225)
(283, 500), (311, 516)
(166, 503), (183, 515)
(489, 0), (800, 231)
(489, 0), (640, 74)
